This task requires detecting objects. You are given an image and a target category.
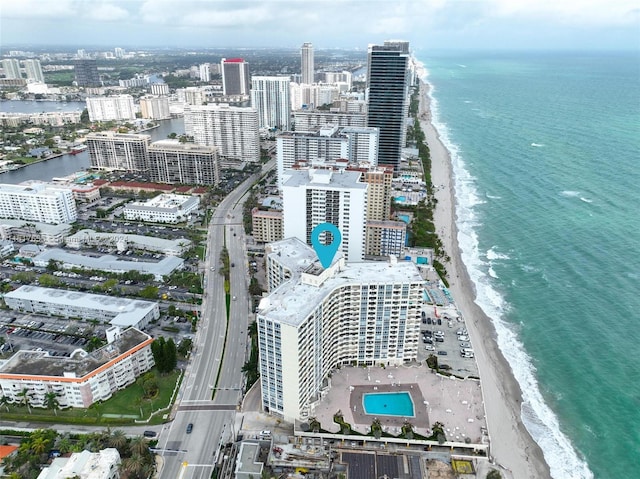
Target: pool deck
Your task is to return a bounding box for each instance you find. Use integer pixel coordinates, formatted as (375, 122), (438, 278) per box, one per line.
(311, 362), (487, 444)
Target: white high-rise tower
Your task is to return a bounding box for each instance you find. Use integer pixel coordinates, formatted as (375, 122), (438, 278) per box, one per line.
(301, 42), (314, 84)
(251, 76), (291, 131)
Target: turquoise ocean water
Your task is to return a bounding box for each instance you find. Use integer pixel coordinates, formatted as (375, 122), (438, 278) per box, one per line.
(418, 51), (639, 479)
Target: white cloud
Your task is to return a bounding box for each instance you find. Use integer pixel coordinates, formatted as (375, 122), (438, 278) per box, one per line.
(181, 5), (273, 28)
(85, 3), (129, 22)
(0, 0), (76, 18)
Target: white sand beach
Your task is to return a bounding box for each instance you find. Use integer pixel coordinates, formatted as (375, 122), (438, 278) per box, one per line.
(418, 80), (552, 479)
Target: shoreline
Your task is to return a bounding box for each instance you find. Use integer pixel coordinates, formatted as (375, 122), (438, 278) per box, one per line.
(417, 80), (552, 479)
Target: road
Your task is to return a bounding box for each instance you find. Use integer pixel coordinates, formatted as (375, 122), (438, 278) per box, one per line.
(159, 159), (275, 479)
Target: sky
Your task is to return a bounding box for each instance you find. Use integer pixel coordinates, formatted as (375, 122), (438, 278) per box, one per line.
(1, 0), (639, 51)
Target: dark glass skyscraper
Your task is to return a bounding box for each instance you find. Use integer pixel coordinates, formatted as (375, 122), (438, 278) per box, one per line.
(73, 59), (100, 87)
(366, 41), (410, 170)
(221, 58), (251, 96)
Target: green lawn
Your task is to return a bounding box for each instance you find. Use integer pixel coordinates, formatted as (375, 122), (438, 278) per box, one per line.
(0, 368), (181, 426)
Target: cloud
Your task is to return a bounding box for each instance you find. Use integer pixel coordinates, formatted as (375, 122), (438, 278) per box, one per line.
(85, 3), (129, 22)
(0, 0), (76, 18)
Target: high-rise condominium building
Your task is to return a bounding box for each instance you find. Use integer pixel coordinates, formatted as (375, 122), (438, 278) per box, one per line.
(115, 47), (126, 58)
(74, 58), (101, 87)
(0, 183), (77, 225)
(276, 125), (379, 187)
(251, 76), (291, 131)
(139, 96), (171, 120)
(2, 59), (21, 79)
(86, 95), (136, 121)
(150, 83), (170, 95)
(257, 238), (422, 421)
(221, 58), (250, 96)
(292, 110), (366, 131)
(366, 41), (410, 170)
(282, 168), (367, 262)
(301, 42), (314, 84)
(86, 132), (150, 171)
(148, 140), (219, 186)
(184, 104), (260, 163)
(199, 63), (210, 82)
(23, 59), (44, 82)
(290, 82), (342, 110)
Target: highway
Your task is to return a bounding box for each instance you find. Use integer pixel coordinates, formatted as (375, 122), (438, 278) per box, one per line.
(158, 159), (274, 479)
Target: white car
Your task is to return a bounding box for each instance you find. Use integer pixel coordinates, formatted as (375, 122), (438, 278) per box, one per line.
(457, 335), (470, 342)
(425, 345), (436, 351)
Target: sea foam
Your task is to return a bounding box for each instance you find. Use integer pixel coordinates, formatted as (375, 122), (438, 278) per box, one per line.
(426, 79), (594, 479)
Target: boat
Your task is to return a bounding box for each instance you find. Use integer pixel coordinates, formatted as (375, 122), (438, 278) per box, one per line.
(68, 145), (88, 155)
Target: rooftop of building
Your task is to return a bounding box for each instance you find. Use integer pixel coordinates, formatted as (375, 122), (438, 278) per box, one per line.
(125, 193), (198, 210)
(31, 248), (183, 278)
(67, 229), (191, 251)
(0, 183), (71, 195)
(260, 239), (422, 327)
(0, 328), (150, 379)
(282, 168), (367, 190)
(0, 219), (72, 234)
(266, 237), (321, 273)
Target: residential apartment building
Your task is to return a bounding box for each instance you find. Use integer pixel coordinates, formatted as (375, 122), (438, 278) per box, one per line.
(4, 285), (160, 329)
(66, 228), (191, 256)
(0, 183), (77, 225)
(150, 83), (170, 95)
(251, 208), (283, 243)
(1, 58), (21, 79)
(365, 220), (407, 257)
(74, 58), (100, 87)
(301, 42), (314, 84)
(23, 59), (44, 82)
(221, 58), (250, 96)
(148, 140), (219, 185)
(38, 448), (121, 479)
(323, 71), (353, 89)
(290, 82), (342, 111)
(86, 131), (150, 171)
(199, 63), (211, 82)
(257, 238), (422, 421)
(184, 104), (260, 163)
(123, 193), (200, 224)
(282, 168), (367, 262)
(86, 95), (136, 122)
(139, 96), (171, 120)
(276, 125), (379, 188)
(360, 166), (393, 220)
(366, 41), (411, 170)
(0, 328), (154, 409)
(292, 110), (366, 131)
(251, 76), (291, 131)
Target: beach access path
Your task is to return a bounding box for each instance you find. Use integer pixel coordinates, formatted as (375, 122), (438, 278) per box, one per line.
(418, 80), (552, 479)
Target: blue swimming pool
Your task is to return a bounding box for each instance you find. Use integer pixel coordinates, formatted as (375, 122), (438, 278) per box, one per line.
(362, 392), (415, 417)
(394, 195), (407, 203)
(398, 214), (410, 223)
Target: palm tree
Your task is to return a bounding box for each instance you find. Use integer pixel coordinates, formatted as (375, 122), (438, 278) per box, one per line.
(129, 436), (149, 457)
(0, 395), (12, 412)
(44, 391), (60, 416)
(108, 430), (128, 452)
(122, 454), (144, 478)
(16, 388), (31, 413)
(31, 436), (48, 456)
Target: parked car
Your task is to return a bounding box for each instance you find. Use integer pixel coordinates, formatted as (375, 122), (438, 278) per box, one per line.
(457, 335), (470, 342)
(186, 423), (193, 434)
(437, 351), (448, 356)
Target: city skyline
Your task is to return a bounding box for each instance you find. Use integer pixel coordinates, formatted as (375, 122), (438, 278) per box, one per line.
(1, 0), (638, 51)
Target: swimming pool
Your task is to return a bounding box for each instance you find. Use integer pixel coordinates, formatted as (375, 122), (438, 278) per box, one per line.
(362, 392), (415, 417)
(398, 214), (410, 223)
(394, 195), (407, 203)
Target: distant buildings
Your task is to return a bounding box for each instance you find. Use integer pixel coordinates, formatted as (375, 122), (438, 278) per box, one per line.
(150, 83), (170, 95)
(0, 183), (77, 225)
(366, 41), (411, 170)
(221, 58), (250, 96)
(148, 140), (220, 186)
(257, 238), (423, 421)
(86, 95), (136, 122)
(123, 193), (200, 224)
(301, 42), (314, 84)
(184, 104), (260, 163)
(23, 59), (44, 82)
(282, 168), (367, 262)
(290, 82), (342, 110)
(74, 58), (101, 87)
(1, 58), (21, 79)
(139, 95), (171, 120)
(86, 132), (150, 171)
(199, 63), (211, 82)
(251, 76), (291, 131)
(66, 228), (192, 256)
(0, 327), (154, 409)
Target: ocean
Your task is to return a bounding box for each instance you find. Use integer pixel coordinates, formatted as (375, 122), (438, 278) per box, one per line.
(419, 51), (639, 479)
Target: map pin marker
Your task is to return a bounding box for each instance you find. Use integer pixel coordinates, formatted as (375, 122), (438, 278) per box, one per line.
(310, 223), (342, 269)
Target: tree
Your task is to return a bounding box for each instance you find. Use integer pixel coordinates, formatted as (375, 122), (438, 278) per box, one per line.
(108, 430), (128, 453)
(16, 388), (31, 413)
(487, 470), (502, 479)
(0, 395), (11, 412)
(44, 391), (60, 416)
(139, 285), (159, 299)
(165, 338), (177, 371)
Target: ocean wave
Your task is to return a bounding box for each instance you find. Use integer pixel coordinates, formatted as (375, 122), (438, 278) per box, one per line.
(486, 247), (510, 261)
(464, 100), (472, 103)
(488, 265), (499, 278)
(531, 142), (545, 147)
(426, 81), (594, 479)
(486, 193), (502, 200)
(560, 190), (581, 198)
(580, 197), (593, 203)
